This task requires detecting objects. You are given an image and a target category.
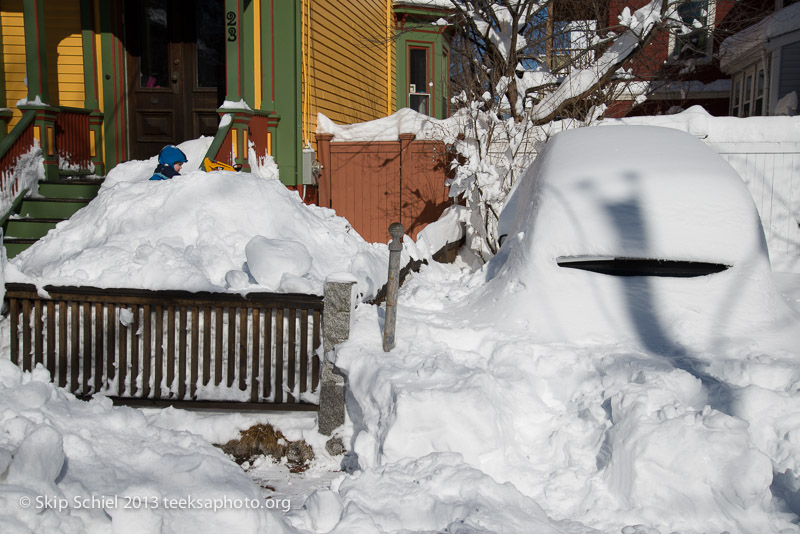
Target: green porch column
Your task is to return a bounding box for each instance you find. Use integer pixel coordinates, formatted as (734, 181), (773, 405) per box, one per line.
(22, 0), (58, 179)
(80, 0), (104, 175)
(273, 0), (302, 186)
(223, 0), (257, 171)
(96, 0), (125, 170)
(22, 0), (49, 104)
(19, 104), (59, 180)
(259, 0), (274, 110)
(224, 0), (245, 103)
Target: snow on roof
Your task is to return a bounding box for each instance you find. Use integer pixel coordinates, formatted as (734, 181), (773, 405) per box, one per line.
(6, 139), (393, 299)
(720, 3), (800, 70)
(393, 0), (455, 9)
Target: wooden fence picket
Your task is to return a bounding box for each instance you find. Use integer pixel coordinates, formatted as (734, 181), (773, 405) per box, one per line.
(5, 284), (323, 409)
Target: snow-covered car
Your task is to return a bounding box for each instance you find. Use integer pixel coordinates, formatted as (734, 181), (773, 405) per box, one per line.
(487, 125), (794, 348)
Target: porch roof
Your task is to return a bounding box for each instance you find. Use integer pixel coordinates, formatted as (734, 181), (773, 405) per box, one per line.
(720, 3), (800, 72)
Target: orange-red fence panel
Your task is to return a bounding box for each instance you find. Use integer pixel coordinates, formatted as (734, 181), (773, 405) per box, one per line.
(316, 133), (452, 243)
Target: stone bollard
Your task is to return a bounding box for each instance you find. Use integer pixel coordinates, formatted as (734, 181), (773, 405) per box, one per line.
(382, 222), (404, 352)
(318, 273), (357, 437)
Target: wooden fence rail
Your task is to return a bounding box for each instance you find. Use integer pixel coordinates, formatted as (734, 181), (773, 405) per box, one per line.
(6, 284), (323, 409)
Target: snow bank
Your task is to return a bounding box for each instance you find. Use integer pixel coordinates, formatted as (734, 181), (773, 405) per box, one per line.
(6, 140), (392, 299)
(0, 360), (296, 533)
(293, 126), (800, 533)
(317, 259), (800, 533)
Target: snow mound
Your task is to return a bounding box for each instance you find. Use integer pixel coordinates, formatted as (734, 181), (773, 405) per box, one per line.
(0, 360), (295, 533)
(7, 142), (391, 299)
(327, 282), (799, 533)
(484, 125), (795, 346)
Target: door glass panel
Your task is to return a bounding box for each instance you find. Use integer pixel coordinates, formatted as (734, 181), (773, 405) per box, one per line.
(140, 0), (170, 88)
(410, 94), (429, 114)
(409, 48), (428, 94)
(196, 0), (224, 88)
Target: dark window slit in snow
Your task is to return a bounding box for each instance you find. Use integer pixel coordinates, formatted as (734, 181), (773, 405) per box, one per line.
(556, 256), (730, 278)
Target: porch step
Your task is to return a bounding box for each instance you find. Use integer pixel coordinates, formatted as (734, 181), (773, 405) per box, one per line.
(18, 198), (91, 219)
(3, 176), (104, 259)
(38, 181), (102, 199)
(3, 238), (37, 258)
(5, 218), (61, 239)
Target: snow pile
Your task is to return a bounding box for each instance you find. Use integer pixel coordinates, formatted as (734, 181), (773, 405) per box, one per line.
(6, 140), (392, 299)
(0, 360), (295, 533)
(289, 126), (800, 534)
(490, 125), (793, 345)
(311, 256), (800, 533)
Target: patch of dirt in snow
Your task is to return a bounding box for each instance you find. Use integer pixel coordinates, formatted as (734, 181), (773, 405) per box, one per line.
(217, 423), (314, 472)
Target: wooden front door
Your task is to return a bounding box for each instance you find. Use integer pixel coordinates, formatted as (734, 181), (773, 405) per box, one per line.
(125, 0), (225, 160)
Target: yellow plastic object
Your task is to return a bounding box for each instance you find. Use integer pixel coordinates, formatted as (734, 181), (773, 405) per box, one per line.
(203, 157), (243, 172)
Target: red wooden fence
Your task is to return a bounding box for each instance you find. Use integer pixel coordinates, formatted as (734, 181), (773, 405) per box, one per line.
(316, 133), (452, 243)
(54, 108), (92, 169)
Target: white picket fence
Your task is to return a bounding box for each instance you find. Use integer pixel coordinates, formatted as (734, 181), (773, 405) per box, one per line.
(708, 142), (800, 258)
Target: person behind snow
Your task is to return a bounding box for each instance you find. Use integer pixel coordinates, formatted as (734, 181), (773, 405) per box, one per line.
(149, 145), (188, 180)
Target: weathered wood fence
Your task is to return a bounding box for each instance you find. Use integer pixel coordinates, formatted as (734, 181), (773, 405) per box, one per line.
(315, 132), (453, 243)
(6, 284), (323, 409)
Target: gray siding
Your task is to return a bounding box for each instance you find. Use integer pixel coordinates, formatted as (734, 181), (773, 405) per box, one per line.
(778, 41), (800, 99)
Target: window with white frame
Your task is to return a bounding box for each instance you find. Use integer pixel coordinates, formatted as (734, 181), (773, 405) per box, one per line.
(730, 60), (770, 117)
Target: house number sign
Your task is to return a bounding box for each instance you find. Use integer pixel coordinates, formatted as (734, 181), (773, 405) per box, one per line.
(227, 11), (237, 41)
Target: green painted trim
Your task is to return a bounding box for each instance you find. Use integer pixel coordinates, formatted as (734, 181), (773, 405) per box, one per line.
(393, 5), (454, 17)
(395, 28), (449, 119)
(272, 0), (300, 186)
(23, 0), (49, 103)
(242, 0), (255, 105)
(260, 0), (274, 109)
(224, 0), (243, 101)
(80, 0), (99, 110)
(97, 0), (121, 169)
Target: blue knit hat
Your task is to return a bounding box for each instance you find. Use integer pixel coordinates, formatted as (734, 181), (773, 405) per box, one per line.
(158, 145), (188, 166)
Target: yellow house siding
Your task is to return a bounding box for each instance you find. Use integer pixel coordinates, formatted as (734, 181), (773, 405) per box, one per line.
(306, 0), (391, 144)
(1, 0), (26, 129)
(45, 0), (85, 108)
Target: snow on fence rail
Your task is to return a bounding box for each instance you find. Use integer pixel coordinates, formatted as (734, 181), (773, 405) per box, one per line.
(5, 284), (322, 409)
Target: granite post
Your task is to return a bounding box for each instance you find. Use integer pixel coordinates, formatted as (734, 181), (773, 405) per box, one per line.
(318, 273), (357, 436)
